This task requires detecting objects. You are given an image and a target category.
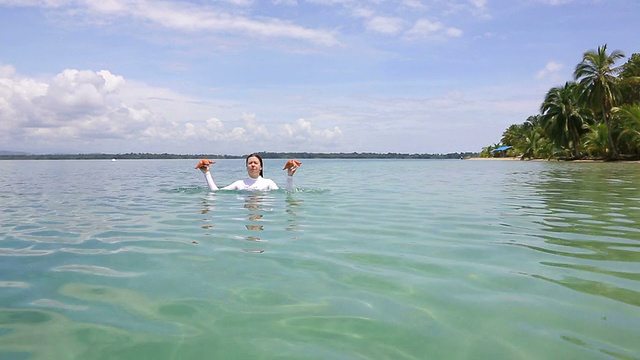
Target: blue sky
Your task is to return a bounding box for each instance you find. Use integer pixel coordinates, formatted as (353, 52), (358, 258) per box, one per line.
(0, 0), (637, 155)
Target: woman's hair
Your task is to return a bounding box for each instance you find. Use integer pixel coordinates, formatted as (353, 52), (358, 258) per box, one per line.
(246, 153), (264, 177)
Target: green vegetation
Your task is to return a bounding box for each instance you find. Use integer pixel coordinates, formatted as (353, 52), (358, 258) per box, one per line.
(0, 151), (478, 160)
(482, 44), (640, 161)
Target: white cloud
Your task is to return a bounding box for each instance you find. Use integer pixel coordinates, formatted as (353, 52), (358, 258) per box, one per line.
(120, 1), (339, 46)
(224, 0), (254, 6)
(0, 62), (544, 154)
(282, 118), (342, 143)
(473, 31), (504, 40)
(536, 0), (574, 5)
(404, 19), (463, 40)
(1, 0), (478, 49)
(365, 16), (405, 35)
(240, 112), (272, 139)
(469, 0), (487, 7)
(535, 61), (563, 80)
(0, 0), (341, 46)
(0, 65), (344, 153)
(0, 0), (68, 7)
(467, 0), (491, 19)
(401, 0), (426, 10)
(351, 7), (374, 18)
(350, 6), (405, 35)
(272, 0), (297, 5)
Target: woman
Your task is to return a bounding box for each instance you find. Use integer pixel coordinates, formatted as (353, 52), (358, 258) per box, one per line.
(197, 154), (300, 191)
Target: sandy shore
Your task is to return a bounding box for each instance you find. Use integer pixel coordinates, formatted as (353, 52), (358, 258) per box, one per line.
(466, 157), (640, 163)
(466, 157), (522, 161)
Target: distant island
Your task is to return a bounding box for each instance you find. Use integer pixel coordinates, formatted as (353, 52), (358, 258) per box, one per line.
(0, 151), (478, 160)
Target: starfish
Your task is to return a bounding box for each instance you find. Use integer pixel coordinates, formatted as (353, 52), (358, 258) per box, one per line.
(195, 159), (215, 169)
(283, 159), (302, 170)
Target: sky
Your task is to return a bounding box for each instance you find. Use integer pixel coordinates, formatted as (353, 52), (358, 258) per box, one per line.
(0, 0), (638, 155)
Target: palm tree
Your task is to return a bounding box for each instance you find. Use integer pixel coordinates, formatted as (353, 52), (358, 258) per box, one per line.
(501, 124), (520, 146)
(515, 116), (554, 160)
(522, 114), (543, 136)
(501, 124), (525, 154)
(582, 123), (610, 158)
(619, 53), (640, 106)
(500, 116), (547, 158)
(519, 129), (553, 160)
(614, 104), (640, 156)
(480, 144), (499, 158)
(574, 44), (625, 159)
(540, 82), (593, 158)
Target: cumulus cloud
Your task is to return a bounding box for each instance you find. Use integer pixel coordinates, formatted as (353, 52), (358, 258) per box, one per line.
(0, 64), (344, 153)
(0, 67), (171, 146)
(239, 113), (272, 140)
(283, 118), (342, 143)
(187, 113), (343, 150)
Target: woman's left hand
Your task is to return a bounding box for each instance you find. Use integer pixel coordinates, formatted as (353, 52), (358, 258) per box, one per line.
(287, 164), (299, 176)
(283, 159), (301, 176)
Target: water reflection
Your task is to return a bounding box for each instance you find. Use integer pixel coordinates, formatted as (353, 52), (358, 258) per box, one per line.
(285, 194), (303, 236)
(199, 193), (216, 233)
(243, 193), (265, 241)
(522, 164), (640, 307)
(197, 191), (304, 252)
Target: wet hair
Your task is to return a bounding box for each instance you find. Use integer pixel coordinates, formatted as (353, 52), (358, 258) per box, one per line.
(246, 153), (264, 177)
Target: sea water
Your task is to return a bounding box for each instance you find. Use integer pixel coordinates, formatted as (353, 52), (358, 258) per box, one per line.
(0, 159), (638, 360)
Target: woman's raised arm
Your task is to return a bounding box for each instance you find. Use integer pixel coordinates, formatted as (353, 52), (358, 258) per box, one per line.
(283, 159), (301, 191)
(195, 159), (219, 191)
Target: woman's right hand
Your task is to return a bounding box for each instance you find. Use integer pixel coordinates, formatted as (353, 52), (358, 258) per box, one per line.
(195, 159), (215, 172)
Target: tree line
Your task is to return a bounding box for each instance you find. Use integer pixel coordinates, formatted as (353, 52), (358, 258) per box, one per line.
(0, 151), (478, 160)
(481, 44), (640, 160)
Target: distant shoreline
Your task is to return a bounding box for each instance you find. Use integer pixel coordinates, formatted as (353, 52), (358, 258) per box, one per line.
(0, 151), (478, 160)
(2, 153), (638, 162)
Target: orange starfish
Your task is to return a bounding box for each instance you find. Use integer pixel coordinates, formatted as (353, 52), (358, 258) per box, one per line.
(195, 159), (215, 169)
(283, 159), (302, 170)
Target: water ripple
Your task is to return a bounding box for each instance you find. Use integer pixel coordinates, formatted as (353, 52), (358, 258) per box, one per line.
(31, 298), (89, 311)
(52, 265), (141, 277)
(0, 246), (54, 256)
(60, 246), (180, 255)
(0, 281), (30, 288)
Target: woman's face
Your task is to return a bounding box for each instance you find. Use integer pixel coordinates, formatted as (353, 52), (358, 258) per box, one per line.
(246, 156), (262, 178)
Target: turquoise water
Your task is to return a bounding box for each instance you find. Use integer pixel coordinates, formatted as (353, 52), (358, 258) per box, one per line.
(1, 159), (639, 360)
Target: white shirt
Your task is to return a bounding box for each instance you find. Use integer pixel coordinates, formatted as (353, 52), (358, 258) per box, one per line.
(204, 172), (293, 191)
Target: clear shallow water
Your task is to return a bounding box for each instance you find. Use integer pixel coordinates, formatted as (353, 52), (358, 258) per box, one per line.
(1, 159), (639, 360)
